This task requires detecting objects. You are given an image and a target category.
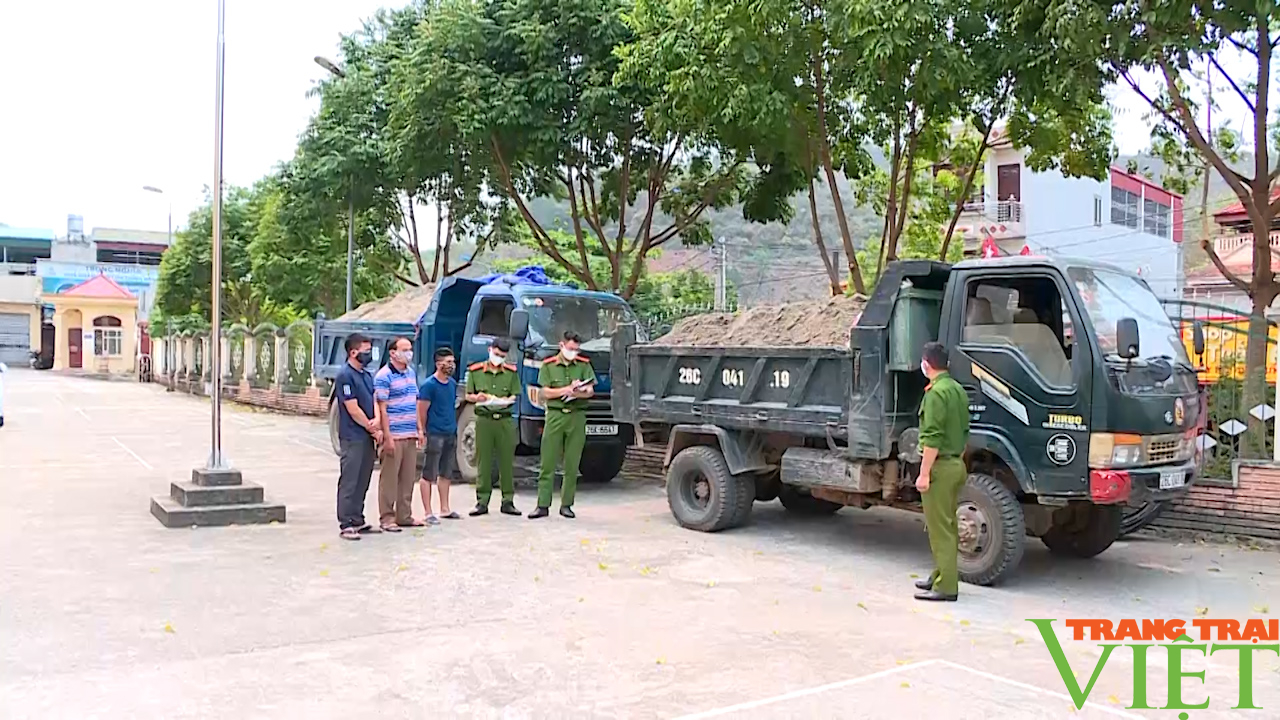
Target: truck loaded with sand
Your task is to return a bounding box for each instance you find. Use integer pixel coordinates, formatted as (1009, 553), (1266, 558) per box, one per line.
(313, 269), (640, 484)
(611, 257), (1204, 586)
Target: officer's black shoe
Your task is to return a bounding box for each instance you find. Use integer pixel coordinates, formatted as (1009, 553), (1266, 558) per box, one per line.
(559, 506), (575, 519)
(528, 506), (550, 519)
(500, 502), (521, 516)
(914, 577), (934, 591)
(469, 504), (489, 517)
(913, 590), (958, 602)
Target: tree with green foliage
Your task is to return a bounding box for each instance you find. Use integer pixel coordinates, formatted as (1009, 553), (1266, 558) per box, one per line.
(390, 0), (744, 300)
(1024, 0), (1278, 454)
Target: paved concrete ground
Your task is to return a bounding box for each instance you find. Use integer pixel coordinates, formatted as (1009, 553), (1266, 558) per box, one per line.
(1, 369), (1278, 719)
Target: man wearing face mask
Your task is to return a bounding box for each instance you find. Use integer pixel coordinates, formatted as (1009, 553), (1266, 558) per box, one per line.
(375, 337), (424, 531)
(465, 338), (521, 516)
(530, 331), (594, 519)
(913, 341), (970, 602)
(335, 333), (383, 541)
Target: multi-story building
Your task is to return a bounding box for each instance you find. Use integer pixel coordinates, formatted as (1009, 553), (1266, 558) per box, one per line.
(955, 126), (1184, 298)
(0, 216), (168, 371)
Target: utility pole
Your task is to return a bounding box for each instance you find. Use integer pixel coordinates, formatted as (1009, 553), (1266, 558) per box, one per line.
(714, 236), (728, 311)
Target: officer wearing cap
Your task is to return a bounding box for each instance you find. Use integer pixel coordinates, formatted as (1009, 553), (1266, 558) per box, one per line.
(465, 338), (522, 516)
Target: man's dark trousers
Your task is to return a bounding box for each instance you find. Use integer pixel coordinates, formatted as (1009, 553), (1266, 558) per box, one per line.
(337, 436), (375, 529)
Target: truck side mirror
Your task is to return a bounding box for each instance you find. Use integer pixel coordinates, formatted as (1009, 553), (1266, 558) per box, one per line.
(508, 308), (530, 342)
(1192, 320), (1206, 356)
(1116, 317), (1140, 359)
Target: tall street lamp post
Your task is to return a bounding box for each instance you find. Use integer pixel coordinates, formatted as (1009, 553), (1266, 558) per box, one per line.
(314, 55), (355, 314)
(150, 0), (285, 527)
(142, 185), (172, 390)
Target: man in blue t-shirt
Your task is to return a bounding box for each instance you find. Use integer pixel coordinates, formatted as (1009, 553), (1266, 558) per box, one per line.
(335, 333), (382, 540)
(417, 347), (460, 523)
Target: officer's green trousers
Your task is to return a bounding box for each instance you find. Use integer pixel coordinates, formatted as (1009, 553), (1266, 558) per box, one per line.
(536, 409), (587, 508)
(922, 457), (966, 595)
(475, 414), (516, 506)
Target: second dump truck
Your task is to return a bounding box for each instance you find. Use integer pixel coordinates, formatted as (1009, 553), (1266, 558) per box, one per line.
(611, 257), (1203, 585)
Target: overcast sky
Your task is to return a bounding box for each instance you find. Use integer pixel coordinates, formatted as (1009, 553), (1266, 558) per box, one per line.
(0, 1), (1258, 238)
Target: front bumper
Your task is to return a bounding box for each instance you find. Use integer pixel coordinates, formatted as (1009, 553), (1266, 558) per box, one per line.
(1125, 458), (1198, 503)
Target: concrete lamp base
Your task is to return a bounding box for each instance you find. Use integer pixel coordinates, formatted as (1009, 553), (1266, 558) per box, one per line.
(151, 467), (286, 528)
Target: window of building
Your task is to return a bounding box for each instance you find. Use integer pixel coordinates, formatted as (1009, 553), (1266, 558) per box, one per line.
(1143, 198), (1171, 238)
(1110, 186), (1140, 228)
(1093, 195), (1103, 226)
(93, 315), (123, 357)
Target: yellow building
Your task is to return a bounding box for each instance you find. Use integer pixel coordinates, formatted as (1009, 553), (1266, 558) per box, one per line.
(42, 274), (139, 374)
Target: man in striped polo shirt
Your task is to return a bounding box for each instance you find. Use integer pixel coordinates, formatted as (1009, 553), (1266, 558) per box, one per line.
(375, 337), (425, 531)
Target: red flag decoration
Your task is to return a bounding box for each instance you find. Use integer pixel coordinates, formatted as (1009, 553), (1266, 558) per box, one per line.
(1019, 244), (1031, 256)
(980, 235), (1001, 259)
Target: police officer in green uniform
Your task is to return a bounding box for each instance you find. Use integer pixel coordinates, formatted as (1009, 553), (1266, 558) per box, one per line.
(465, 338), (522, 517)
(530, 331), (594, 519)
(914, 341), (970, 602)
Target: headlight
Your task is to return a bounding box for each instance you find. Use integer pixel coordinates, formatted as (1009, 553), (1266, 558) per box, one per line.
(1089, 433), (1143, 468)
(1089, 432), (1195, 468)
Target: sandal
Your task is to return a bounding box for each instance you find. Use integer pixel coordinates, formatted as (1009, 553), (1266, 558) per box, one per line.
(340, 528), (361, 541)
(380, 524), (403, 533)
(398, 519), (426, 528)
(357, 524), (383, 535)
(441, 512), (461, 520)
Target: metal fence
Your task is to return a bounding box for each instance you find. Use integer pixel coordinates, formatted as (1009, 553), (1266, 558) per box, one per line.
(1162, 297), (1278, 482)
(637, 301), (738, 340)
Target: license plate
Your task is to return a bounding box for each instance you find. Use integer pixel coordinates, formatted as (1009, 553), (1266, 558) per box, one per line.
(1159, 470), (1186, 490)
(585, 424), (618, 436)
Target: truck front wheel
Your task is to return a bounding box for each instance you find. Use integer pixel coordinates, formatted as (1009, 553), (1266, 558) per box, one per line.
(580, 446), (626, 483)
(956, 473), (1025, 586)
(777, 485), (841, 516)
(327, 400), (341, 456)
(666, 446), (755, 532)
(1041, 504), (1122, 558)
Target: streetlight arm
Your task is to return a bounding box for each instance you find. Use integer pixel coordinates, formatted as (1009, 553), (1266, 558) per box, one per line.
(314, 56), (346, 78)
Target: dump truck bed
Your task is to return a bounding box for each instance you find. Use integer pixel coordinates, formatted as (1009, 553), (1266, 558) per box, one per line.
(611, 324), (851, 439)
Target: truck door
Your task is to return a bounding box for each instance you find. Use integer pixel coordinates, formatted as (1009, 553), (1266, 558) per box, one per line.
(946, 270), (1094, 495)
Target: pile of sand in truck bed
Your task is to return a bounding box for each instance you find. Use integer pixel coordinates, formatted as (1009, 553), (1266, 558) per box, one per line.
(338, 282), (437, 323)
(655, 295), (867, 347)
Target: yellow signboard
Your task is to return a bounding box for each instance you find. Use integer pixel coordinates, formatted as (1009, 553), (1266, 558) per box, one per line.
(1179, 319), (1278, 384)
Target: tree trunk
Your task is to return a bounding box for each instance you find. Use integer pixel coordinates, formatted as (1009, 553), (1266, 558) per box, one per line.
(811, 51), (866, 295)
(1241, 301), (1273, 458)
(940, 126), (995, 261)
(808, 176), (842, 295)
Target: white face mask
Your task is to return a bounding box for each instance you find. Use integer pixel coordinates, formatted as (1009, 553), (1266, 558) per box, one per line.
(920, 361), (929, 377)
(489, 351), (505, 366)
(561, 348), (578, 361)
(397, 350), (413, 365)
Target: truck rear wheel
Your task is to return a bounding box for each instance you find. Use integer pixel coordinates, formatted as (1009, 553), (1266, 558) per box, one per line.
(1041, 504), (1122, 558)
(957, 472), (1025, 586)
(777, 485), (842, 516)
(666, 446), (754, 532)
(456, 405), (479, 483)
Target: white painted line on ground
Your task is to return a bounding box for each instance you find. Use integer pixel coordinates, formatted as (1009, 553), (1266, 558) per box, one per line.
(671, 660), (939, 719)
(289, 437), (334, 455)
(112, 437), (154, 471)
(75, 407), (90, 420)
(935, 660), (1144, 719)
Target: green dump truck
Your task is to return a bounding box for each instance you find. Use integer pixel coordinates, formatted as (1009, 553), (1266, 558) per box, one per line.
(611, 257), (1204, 585)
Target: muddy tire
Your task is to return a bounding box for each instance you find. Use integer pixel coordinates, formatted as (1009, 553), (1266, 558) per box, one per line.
(956, 473), (1025, 586)
(666, 446), (754, 532)
(455, 405), (479, 483)
(580, 445), (626, 483)
(1042, 504), (1123, 558)
(777, 484), (842, 516)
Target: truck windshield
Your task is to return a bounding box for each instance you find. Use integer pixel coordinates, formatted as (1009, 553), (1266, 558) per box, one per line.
(1068, 266), (1191, 368)
(521, 294), (637, 352)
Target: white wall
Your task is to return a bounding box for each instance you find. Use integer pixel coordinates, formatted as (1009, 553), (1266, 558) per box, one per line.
(995, 154), (1183, 300)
